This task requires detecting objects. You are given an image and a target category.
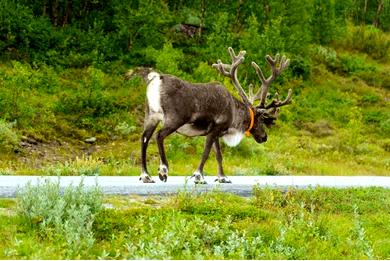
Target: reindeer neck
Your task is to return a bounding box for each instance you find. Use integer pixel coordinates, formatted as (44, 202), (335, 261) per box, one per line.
(231, 97), (252, 132)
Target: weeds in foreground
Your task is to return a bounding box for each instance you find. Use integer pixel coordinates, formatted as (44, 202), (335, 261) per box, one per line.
(2, 187), (389, 259)
(44, 156), (103, 176)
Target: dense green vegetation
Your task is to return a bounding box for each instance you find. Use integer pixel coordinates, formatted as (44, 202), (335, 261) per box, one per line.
(0, 0), (389, 176)
(0, 180), (389, 259)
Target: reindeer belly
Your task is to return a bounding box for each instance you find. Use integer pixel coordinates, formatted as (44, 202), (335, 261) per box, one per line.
(177, 124), (208, 137)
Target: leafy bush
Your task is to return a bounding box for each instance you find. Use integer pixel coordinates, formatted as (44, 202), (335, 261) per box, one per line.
(192, 62), (218, 83)
(288, 54), (312, 79)
(206, 12), (234, 62)
(144, 42), (185, 76)
(0, 0), (34, 55)
(0, 61), (57, 131)
(17, 178), (103, 257)
(311, 45), (338, 70)
(0, 119), (19, 152)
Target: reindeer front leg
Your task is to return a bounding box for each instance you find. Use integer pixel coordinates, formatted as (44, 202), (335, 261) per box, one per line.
(213, 139), (231, 183)
(192, 132), (221, 184)
(155, 119), (185, 182)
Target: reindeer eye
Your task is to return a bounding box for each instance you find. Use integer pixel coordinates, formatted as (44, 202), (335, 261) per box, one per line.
(263, 117), (276, 126)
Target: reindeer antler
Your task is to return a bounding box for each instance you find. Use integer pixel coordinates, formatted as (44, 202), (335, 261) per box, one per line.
(213, 48), (292, 112)
(264, 89), (292, 109)
(212, 47), (251, 105)
(250, 54), (290, 108)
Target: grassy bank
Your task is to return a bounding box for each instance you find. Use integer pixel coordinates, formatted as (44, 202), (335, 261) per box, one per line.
(0, 24), (389, 176)
(0, 185), (389, 259)
(0, 55), (389, 176)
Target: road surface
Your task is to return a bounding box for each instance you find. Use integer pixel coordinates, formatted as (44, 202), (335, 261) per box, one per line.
(0, 175), (389, 197)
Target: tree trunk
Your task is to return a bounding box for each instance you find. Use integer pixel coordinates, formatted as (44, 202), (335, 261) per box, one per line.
(63, 0), (73, 26)
(234, 0), (243, 31)
(43, 0), (47, 16)
(373, 0), (384, 28)
(199, 0), (205, 38)
(363, 0), (368, 25)
(52, 0), (59, 26)
(264, 0), (270, 24)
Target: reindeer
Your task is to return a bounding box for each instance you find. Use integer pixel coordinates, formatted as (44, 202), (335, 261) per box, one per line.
(140, 47), (291, 184)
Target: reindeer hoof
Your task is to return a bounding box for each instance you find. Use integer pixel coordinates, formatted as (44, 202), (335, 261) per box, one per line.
(159, 173), (167, 182)
(139, 173), (155, 183)
(158, 165), (168, 182)
(192, 172), (207, 184)
(194, 179), (207, 185)
(214, 176), (232, 183)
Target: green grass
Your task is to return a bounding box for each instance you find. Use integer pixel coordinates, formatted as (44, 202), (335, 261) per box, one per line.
(0, 187), (389, 259)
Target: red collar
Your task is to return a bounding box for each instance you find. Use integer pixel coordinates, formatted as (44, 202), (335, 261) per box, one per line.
(245, 107), (254, 137)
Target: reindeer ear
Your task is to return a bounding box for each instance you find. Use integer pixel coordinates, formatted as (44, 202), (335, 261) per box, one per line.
(255, 107), (267, 115)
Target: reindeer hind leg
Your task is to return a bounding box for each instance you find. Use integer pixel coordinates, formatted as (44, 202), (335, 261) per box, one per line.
(140, 113), (160, 183)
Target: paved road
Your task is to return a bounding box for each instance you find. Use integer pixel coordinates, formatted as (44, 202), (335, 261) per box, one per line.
(0, 175), (389, 197)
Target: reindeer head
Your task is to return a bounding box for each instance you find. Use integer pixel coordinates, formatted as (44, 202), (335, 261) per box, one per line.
(212, 47), (291, 143)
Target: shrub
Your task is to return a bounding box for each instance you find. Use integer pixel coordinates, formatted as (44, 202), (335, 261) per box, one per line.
(311, 45), (338, 68)
(0, 119), (19, 152)
(144, 42), (185, 76)
(0, 61), (58, 131)
(192, 62), (218, 83)
(16, 178), (103, 257)
(206, 12), (234, 63)
(288, 54), (312, 79)
(0, 0), (34, 54)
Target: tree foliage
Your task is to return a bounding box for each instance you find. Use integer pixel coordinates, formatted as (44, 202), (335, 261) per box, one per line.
(1, 0), (389, 71)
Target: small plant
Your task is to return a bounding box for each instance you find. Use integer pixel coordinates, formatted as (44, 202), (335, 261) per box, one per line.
(0, 167), (14, 175)
(312, 45), (338, 68)
(16, 178), (103, 257)
(115, 121), (136, 136)
(352, 205), (375, 259)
